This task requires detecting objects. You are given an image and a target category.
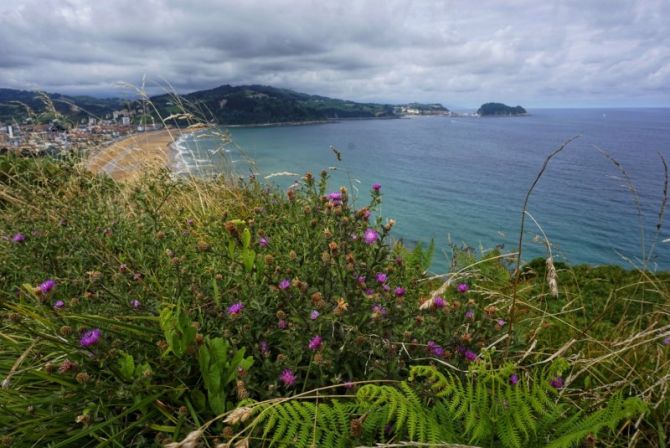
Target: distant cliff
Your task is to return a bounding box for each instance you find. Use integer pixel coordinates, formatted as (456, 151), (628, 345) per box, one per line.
(477, 102), (527, 116)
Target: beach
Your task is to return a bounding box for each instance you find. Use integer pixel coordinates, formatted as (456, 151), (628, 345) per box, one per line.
(87, 129), (179, 181)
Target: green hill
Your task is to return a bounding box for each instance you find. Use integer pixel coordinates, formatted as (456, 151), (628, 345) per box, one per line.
(477, 102), (527, 116)
(0, 88), (127, 123)
(0, 85), (449, 125)
(150, 84), (399, 124)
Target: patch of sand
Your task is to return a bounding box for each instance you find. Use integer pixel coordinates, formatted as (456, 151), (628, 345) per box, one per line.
(87, 129), (178, 181)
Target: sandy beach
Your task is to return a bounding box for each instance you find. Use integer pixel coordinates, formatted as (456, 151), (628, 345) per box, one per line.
(87, 129), (179, 181)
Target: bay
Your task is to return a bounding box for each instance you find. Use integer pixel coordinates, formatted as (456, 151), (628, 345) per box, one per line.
(174, 108), (670, 273)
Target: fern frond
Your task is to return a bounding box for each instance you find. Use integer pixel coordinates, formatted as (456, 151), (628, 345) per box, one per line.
(236, 366), (646, 448)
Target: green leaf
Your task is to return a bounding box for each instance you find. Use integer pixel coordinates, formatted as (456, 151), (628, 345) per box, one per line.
(191, 390), (207, 411)
(242, 248), (256, 272)
(159, 306), (197, 358)
(242, 227), (251, 249)
(118, 351), (135, 381)
(212, 277), (221, 308)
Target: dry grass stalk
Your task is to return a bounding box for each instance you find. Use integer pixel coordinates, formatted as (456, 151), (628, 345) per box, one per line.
(507, 136), (579, 355)
(1, 341), (36, 389)
(223, 406), (253, 425)
(164, 429), (203, 448)
(546, 256), (559, 297)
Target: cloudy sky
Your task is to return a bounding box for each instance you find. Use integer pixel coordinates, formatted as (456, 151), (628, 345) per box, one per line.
(1, 0), (669, 108)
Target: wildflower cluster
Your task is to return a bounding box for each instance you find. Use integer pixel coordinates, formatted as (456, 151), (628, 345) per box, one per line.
(416, 277), (512, 367)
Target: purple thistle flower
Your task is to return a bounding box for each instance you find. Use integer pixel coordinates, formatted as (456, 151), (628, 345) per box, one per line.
(663, 336), (670, 346)
(227, 302), (244, 316)
(278, 279), (291, 290)
(465, 309), (475, 320)
(365, 288), (375, 296)
(382, 284), (390, 292)
(457, 283), (469, 294)
(362, 209), (371, 219)
(308, 335), (323, 351)
(357, 275), (366, 286)
(310, 310), (320, 320)
(37, 279), (56, 295)
(258, 236), (269, 248)
(80, 328), (101, 347)
(509, 374), (519, 385)
(53, 300), (65, 310)
(372, 303), (388, 316)
(433, 296), (446, 308)
(343, 381), (354, 390)
(279, 369), (297, 386)
(550, 376), (565, 389)
(372, 183), (382, 192)
(259, 340), (270, 356)
(278, 319), (288, 329)
(130, 299), (141, 309)
(12, 233), (26, 243)
(496, 319), (506, 327)
(464, 350), (477, 362)
(427, 340), (445, 357)
(376, 272), (388, 283)
(327, 192), (342, 204)
(363, 228), (379, 245)
(394, 287), (406, 297)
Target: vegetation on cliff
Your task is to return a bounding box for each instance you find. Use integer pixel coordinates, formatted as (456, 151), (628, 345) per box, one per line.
(0, 153), (668, 447)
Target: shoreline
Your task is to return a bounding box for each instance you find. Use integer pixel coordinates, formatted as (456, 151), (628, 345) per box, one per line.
(87, 128), (180, 181)
(85, 117), (401, 180)
(85, 115), (435, 181)
(221, 115), (401, 128)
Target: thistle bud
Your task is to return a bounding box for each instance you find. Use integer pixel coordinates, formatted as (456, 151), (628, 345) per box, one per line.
(75, 372), (90, 384)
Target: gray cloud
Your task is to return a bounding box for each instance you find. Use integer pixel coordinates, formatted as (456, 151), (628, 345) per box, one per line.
(0, 0), (668, 107)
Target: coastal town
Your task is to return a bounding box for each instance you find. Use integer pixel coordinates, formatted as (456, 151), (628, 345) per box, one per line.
(0, 108), (163, 157)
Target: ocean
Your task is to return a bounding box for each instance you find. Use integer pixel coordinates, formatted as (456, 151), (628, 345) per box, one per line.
(173, 108), (670, 273)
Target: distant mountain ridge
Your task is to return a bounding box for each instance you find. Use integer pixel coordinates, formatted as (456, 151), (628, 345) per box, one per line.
(0, 85), (449, 125)
(0, 88), (126, 123)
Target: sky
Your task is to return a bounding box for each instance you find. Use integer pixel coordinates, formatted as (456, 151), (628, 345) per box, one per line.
(1, 0), (669, 108)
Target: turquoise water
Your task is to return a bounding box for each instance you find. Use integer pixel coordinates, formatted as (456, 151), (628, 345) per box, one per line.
(175, 109), (670, 273)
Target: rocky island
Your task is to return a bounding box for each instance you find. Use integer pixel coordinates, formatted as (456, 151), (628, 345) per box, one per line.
(477, 102), (527, 116)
